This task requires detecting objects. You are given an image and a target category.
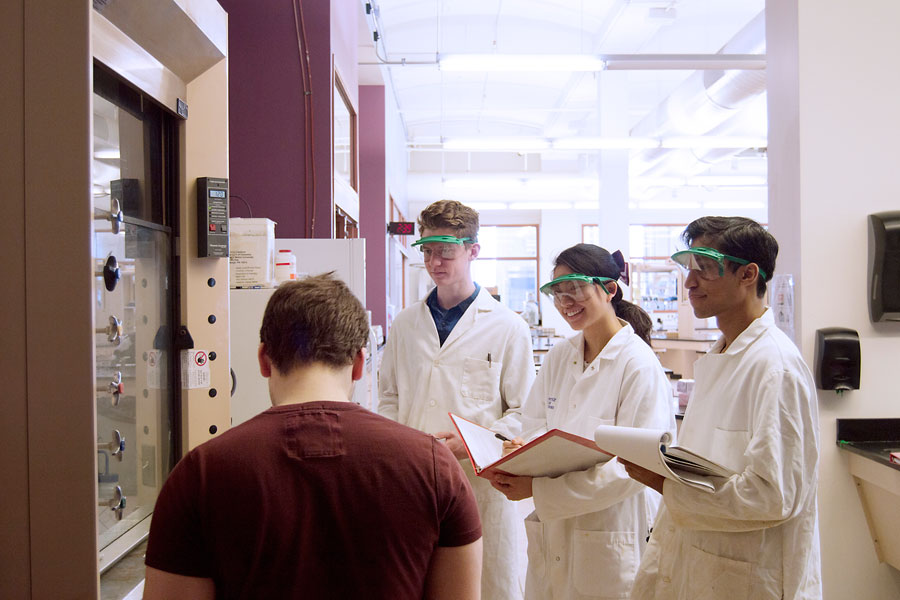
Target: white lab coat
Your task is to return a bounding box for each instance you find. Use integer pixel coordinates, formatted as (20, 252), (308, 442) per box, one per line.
(631, 308), (822, 600)
(495, 321), (675, 600)
(378, 287), (535, 600)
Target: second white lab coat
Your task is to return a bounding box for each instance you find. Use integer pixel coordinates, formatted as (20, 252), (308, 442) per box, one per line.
(495, 321), (675, 600)
(378, 287), (535, 600)
(630, 308), (822, 600)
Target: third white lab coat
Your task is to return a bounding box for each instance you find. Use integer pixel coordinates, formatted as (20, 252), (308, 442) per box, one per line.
(495, 321), (675, 600)
(378, 287), (535, 600)
(630, 308), (822, 600)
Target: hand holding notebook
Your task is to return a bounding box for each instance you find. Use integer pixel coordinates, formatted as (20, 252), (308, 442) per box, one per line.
(593, 424), (735, 493)
(449, 413), (612, 479)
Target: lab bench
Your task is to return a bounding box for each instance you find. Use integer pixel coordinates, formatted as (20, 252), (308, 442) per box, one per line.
(836, 418), (900, 570)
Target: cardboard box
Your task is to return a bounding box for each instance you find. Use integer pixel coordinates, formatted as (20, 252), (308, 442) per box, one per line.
(229, 218), (276, 288)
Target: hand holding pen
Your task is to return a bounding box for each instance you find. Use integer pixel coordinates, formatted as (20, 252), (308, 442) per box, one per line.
(496, 433), (525, 456)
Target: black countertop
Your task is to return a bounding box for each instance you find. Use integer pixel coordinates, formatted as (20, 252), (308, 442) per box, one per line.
(836, 418), (900, 473)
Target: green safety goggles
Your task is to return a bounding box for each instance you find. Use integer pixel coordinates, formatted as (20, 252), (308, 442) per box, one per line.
(670, 247), (767, 281)
(539, 273), (615, 302)
(411, 235), (473, 260)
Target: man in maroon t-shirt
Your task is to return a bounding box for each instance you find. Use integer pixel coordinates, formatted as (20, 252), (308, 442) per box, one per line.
(144, 274), (483, 600)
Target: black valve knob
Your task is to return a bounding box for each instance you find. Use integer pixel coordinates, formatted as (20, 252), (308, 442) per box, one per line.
(103, 255), (121, 292)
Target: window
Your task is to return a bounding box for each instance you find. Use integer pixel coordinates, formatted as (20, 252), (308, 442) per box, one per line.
(472, 225), (539, 314)
(629, 224), (687, 259)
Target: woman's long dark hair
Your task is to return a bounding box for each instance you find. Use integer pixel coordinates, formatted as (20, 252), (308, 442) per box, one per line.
(554, 243), (653, 345)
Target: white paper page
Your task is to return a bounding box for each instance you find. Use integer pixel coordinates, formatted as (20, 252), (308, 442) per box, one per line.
(450, 414), (504, 472)
(662, 446), (733, 478)
(593, 425), (673, 481)
(493, 435), (610, 478)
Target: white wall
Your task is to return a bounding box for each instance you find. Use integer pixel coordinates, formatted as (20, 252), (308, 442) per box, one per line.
(769, 0), (900, 597)
(385, 83), (409, 216)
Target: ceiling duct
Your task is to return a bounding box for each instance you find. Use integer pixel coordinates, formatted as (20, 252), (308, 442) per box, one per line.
(629, 10), (767, 178)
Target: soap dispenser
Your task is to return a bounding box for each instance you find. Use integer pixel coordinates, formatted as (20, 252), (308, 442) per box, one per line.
(814, 328), (861, 394)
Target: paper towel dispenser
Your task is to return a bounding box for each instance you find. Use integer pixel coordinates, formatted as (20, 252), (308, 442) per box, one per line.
(868, 211), (900, 322)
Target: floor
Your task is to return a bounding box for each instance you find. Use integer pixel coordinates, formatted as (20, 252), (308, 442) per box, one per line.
(100, 540), (147, 600)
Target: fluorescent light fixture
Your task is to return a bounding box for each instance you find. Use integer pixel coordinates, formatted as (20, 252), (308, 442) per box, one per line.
(439, 54), (606, 72)
(93, 149), (121, 159)
(686, 175), (767, 186)
(514, 202), (575, 210)
(443, 177), (526, 191)
(634, 200), (702, 210)
(442, 137), (550, 152)
(552, 137), (659, 150)
(462, 202), (509, 211)
(702, 200), (766, 209)
(660, 136), (767, 149)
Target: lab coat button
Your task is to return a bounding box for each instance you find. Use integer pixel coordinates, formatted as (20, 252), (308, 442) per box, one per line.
(429, 400), (436, 407)
(555, 556), (561, 562)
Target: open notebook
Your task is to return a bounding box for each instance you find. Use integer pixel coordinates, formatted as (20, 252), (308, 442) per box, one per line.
(593, 424), (735, 493)
(449, 413), (612, 479)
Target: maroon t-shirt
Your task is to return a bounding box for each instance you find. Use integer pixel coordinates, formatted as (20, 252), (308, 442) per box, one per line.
(146, 402), (481, 599)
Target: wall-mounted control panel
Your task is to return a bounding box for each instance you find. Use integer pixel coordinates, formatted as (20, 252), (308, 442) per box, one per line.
(198, 177), (229, 258)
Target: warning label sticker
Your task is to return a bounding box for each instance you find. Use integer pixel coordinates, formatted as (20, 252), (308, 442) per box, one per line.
(181, 349), (211, 389)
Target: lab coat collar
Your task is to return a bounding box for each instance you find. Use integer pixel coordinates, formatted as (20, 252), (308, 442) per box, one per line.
(564, 319), (634, 365)
(709, 307), (774, 355)
(426, 287), (498, 351)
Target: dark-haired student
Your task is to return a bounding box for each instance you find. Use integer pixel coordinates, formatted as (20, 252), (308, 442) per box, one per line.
(623, 216), (821, 600)
(490, 243), (675, 600)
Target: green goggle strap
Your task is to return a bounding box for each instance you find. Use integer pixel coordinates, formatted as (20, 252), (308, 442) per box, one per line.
(540, 273), (616, 296)
(411, 235), (473, 247)
(671, 247), (767, 280)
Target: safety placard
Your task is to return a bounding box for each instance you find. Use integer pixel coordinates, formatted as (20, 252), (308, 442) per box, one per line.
(181, 349), (211, 389)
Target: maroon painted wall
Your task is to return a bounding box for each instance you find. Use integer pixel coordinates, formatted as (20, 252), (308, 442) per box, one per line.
(359, 85), (387, 330)
(218, 0), (332, 239)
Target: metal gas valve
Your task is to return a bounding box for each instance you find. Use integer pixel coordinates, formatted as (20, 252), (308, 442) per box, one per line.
(98, 371), (124, 406)
(98, 429), (126, 461)
(96, 315), (123, 345)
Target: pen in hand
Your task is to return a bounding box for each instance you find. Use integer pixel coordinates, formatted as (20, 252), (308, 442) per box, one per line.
(494, 432), (511, 442)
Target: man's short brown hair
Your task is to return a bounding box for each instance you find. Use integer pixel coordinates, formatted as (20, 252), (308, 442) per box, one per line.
(416, 199), (480, 242)
(259, 273), (369, 374)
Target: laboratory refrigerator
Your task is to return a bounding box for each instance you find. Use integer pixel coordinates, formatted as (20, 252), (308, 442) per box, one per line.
(229, 238), (377, 426)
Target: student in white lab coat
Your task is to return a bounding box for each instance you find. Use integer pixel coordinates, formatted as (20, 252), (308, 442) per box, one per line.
(490, 243), (675, 600)
(378, 199), (535, 600)
(622, 216), (822, 599)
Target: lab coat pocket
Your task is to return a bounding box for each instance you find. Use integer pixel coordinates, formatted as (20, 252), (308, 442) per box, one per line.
(686, 545), (751, 600)
(460, 356), (501, 403)
(524, 514), (546, 580)
(572, 530), (638, 598)
(711, 426), (751, 472)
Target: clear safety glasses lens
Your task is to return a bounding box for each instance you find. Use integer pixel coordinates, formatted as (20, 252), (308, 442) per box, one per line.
(418, 243), (464, 260)
(539, 274), (614, 302)
(671, 251), (725, 280)
(545, 281), (593, 303)
(671, 247), (766, 281)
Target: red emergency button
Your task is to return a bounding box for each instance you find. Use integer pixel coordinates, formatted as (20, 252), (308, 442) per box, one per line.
(209, 223), (216, 231)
